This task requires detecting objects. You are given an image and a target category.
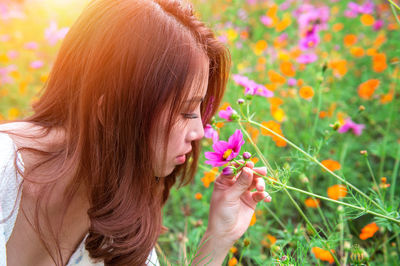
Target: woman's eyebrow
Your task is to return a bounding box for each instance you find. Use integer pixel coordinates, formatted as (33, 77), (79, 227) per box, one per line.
(185, 96), (205, 103)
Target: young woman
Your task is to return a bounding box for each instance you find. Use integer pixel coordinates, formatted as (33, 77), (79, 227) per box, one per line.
(0, 0), (271, 265)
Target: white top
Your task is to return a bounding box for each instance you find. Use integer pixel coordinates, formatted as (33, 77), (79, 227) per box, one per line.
(0, 132), (159, 266)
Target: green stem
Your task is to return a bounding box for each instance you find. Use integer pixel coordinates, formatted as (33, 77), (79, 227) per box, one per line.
(284, 189), (340, 265)
(264, 205), (286, 230)
(249, 119), (386, 214)
(388, 0), (400, 11)
(257, 174), (400, 224)
(306, 183), (332, 232)
(237, 121), (273, 172)
(390, 143), (400, 206)
(364, 155), (384, 203)
(311, 76), (323, 140)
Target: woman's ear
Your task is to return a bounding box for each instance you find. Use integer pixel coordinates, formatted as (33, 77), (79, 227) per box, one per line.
(97, 94), (105, 126)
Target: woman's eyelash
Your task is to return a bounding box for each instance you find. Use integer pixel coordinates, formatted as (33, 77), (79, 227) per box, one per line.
(182, 113), (199, 119)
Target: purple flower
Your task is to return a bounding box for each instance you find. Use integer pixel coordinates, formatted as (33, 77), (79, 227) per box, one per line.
(30, 60), (44, 69)
(222, 166), (235, 176)
(204, 124), (219, 143)
(24, 41), (39, 50)
(296, 53), (318, 64)
(218, 106), (236, 121)
(288, 78), (297, 86)
(232, 74), (273, 98)
(243, 152), (251, 160)
(205, 129), (245, 167)
(299, 31), (320, 51)
(373, 20), (384, 31)
(45, 21), (69, 46)
(338, 118), (365, 136)
(260, 15), (273, 27)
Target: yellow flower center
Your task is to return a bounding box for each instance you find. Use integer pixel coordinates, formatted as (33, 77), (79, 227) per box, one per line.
(223, 149), (233, 160)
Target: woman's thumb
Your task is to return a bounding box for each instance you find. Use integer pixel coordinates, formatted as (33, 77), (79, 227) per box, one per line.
(229, 167), (253, 199)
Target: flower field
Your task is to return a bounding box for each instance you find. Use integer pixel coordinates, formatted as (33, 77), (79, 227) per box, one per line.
(1, 0), (400, 265)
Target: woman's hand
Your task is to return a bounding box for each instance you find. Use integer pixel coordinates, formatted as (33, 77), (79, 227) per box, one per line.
(192, 161), (271, 265)
(206, 160), (271, 245)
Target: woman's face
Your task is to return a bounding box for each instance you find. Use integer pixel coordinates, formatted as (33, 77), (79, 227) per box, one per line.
(152, 57), (209, 178)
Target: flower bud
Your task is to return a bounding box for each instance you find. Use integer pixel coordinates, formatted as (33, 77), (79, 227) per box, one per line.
(350, 244), (368, 264)
(237, 98), (245, 105)
(222, 166), (235, 176)
(245, 94), (253, 100)
(231, 112), (240, 121)
(299, 174), (309, 184)
(360, 150), (368, 156)
(358, 105), (365, 112)
(280, 255), (287, 262)
(330, 121), (340, 131)
(243, 151), (251, 160)
(243, 238), (251, 247)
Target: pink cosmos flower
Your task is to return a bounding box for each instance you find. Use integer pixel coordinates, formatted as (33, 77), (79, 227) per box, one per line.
(232, 74), (273, 98)
(30, 60), (44, 69)
(296, 53), (318, 64)
(338, 118), (365, 136)
(24, 41), (39, 50)
(204, 124), (219, 143)
(45, 21), (69, 46)
(260, 15), (273, 26)
(205, 129), (245, 167)
(299, 31), (320, 51)
(373, 20), (384, 31)
(218, 106), (236, 121)
(288, 78), (297, 86)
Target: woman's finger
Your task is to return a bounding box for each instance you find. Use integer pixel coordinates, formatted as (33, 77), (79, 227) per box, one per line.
(251, 191), (271, 203)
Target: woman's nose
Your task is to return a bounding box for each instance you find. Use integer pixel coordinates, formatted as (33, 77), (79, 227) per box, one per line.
(187, 119), (204, 142)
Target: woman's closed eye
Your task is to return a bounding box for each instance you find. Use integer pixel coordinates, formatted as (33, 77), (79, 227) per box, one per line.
(182, 113), (199, 119)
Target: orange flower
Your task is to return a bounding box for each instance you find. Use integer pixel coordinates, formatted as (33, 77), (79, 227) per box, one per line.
(312, 247), (335, 264)
(380, 88), (394, 104)
(247, 126), (260, 143)
(268, 70), (286, 85)
(194, 193), (202, 200)
(230, 246), (238, 254)
(358, 79), (380, 99)
(332, 23), (343, 32)
(359, 222), (379, 240)
(344, 34), (357, 46)
(261, 120), (287, 147)
(324, 33), (332, 42)
(305, 197), (320, 208)
(374, 33), (386, 48)
(328, 59), (348, 77)
(350, 47), (365, 58)
(280, 61), (295, 77)
(249, 212), (256, 226)
(261, 234), (277, 248)
(361, 14), (375, 26)
(269, 97), (284, 107)
(276, 16), (291, 32)
(321, 159), (341, 171)
(327, 184), (347, 200)
(215, 122), (224, 128)
(228, 257), (238, 266)
(200, 168), (218, 188)
(299, 86), (314, 100)
(373, 53), (387, 72)
(250, 157), (259, 164)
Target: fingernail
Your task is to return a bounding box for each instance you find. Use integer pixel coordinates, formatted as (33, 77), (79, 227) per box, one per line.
(265, 195), (272, 202)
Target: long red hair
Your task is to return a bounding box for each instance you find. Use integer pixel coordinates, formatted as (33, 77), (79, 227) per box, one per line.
(3, 0), (230, 265)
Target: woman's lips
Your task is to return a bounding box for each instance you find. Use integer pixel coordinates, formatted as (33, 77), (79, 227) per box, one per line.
(176, 155), (186, 164)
